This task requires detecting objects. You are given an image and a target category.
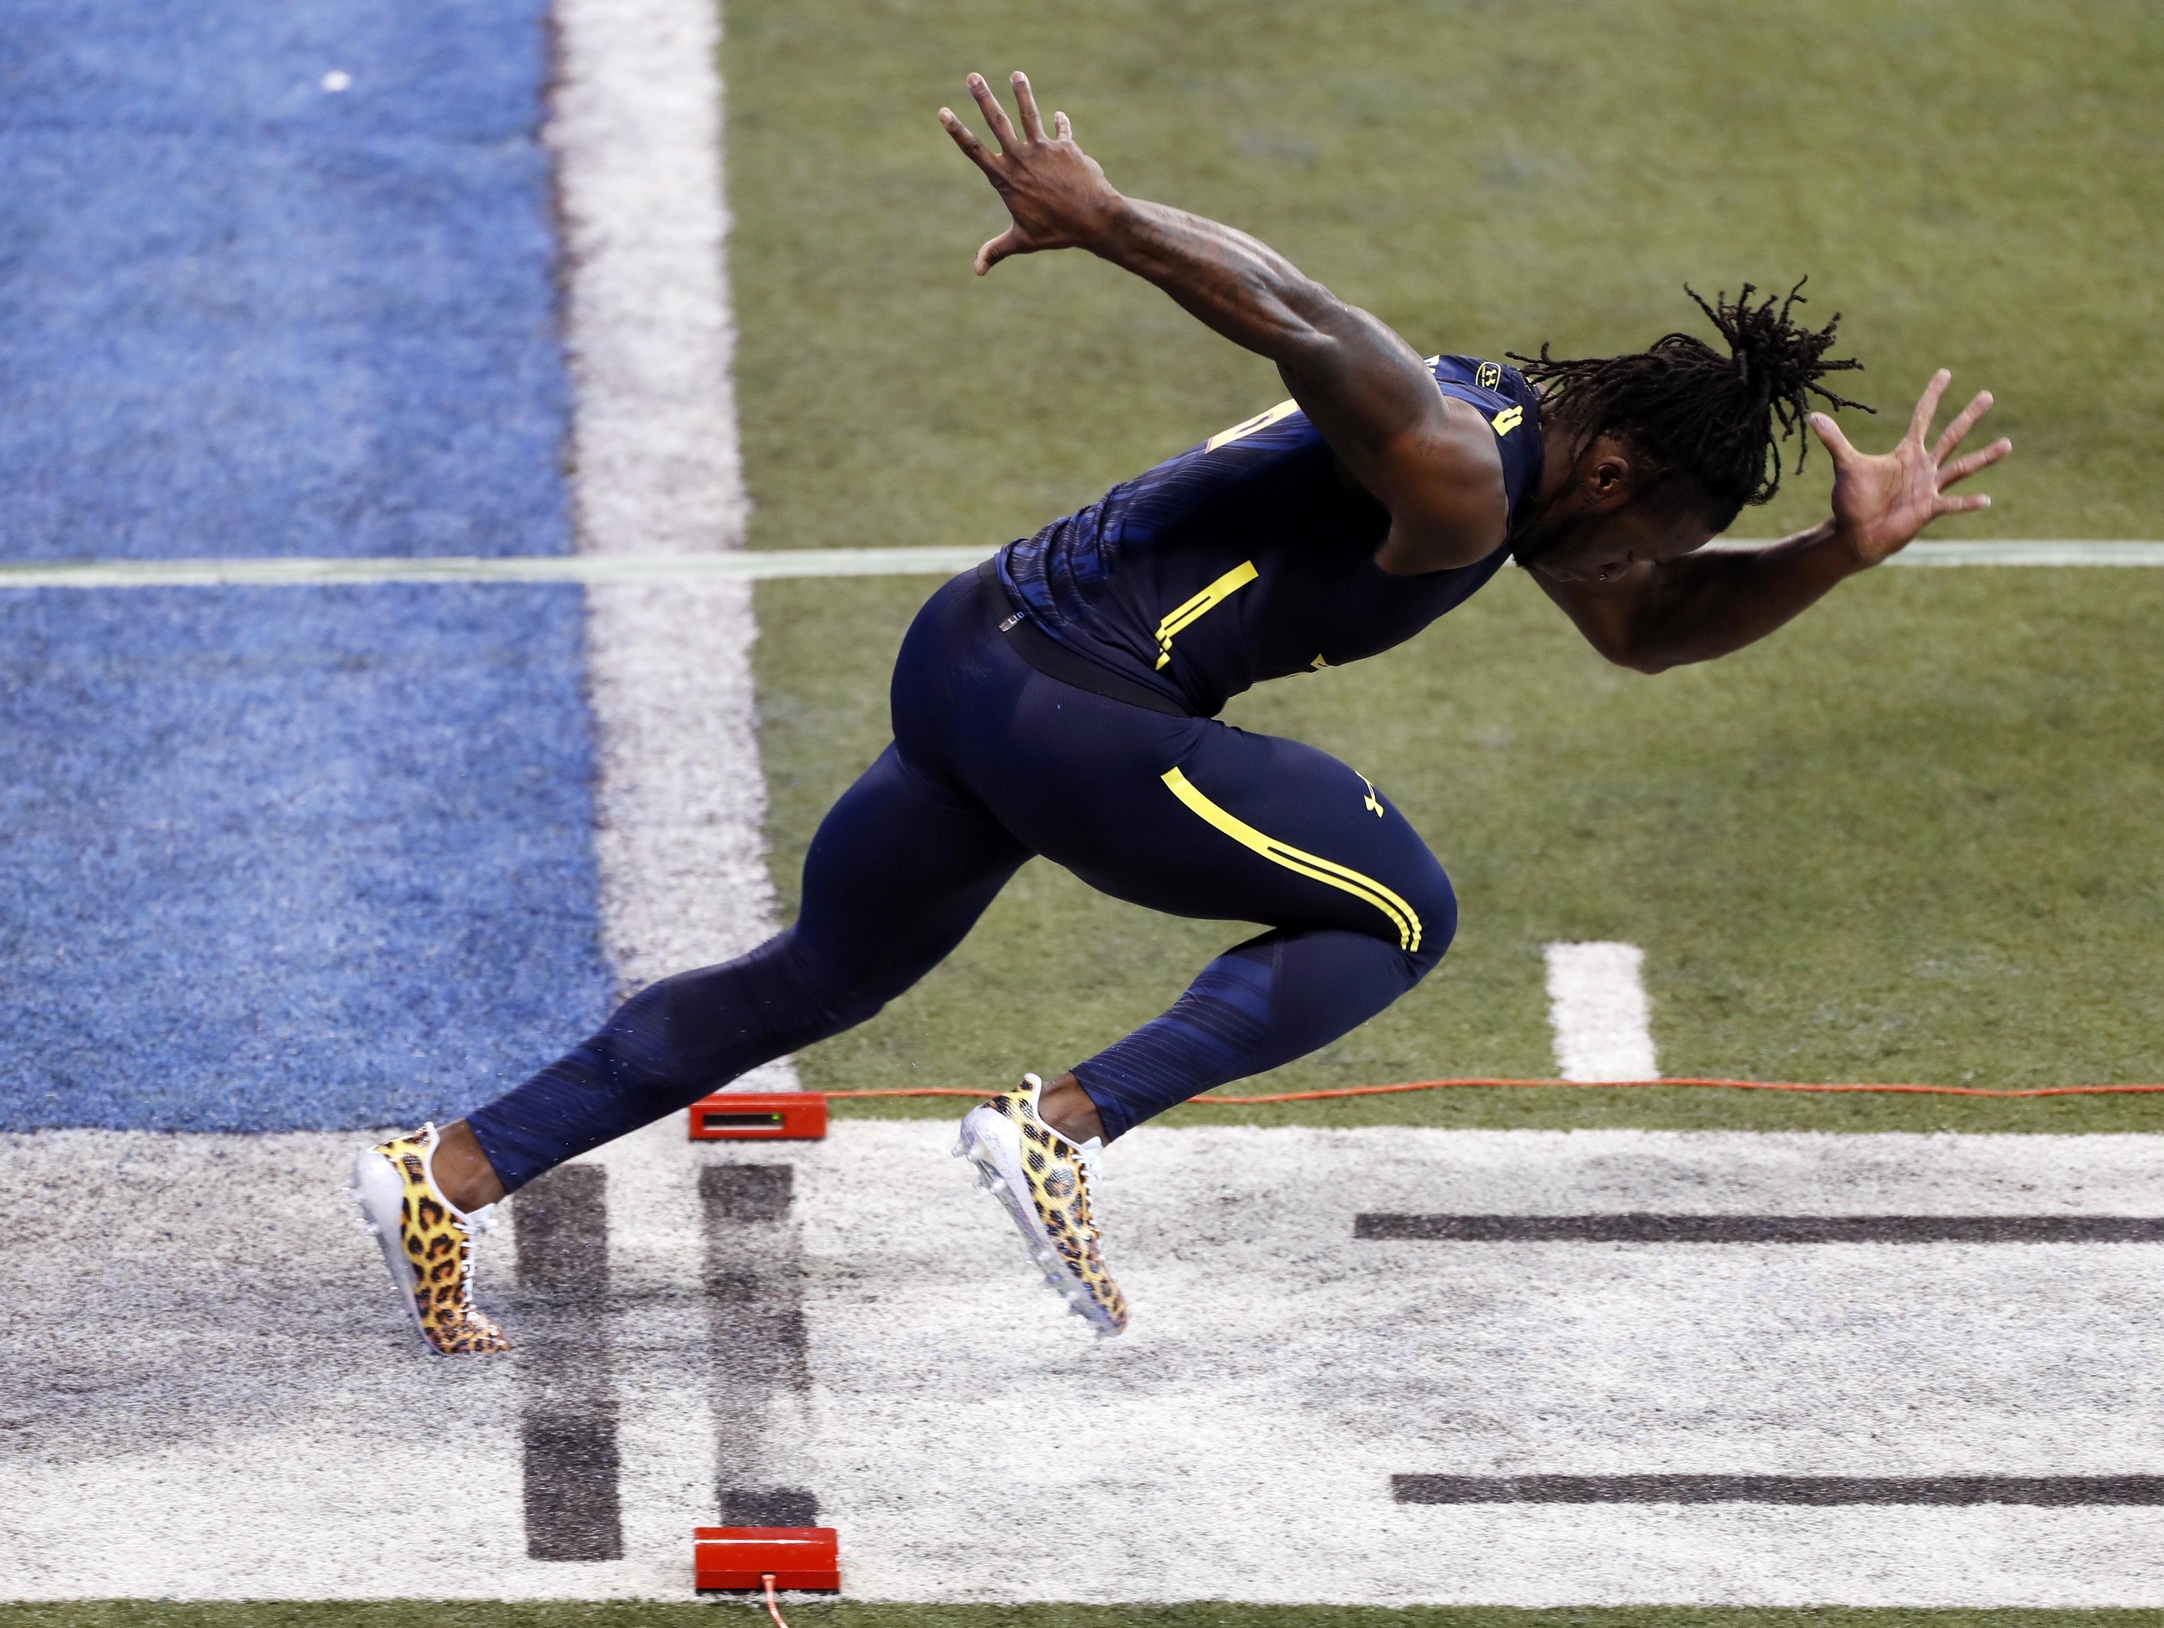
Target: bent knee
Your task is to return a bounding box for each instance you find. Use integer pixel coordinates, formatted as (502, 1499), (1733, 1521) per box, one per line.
(1389, 861), (1457, 978)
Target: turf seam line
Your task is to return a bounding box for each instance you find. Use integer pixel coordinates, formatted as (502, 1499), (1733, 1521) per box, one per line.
(3, 539), (2163, 587)
(1356, 1213), (2164, 1242)
(1392, 1474), (2164, 1505)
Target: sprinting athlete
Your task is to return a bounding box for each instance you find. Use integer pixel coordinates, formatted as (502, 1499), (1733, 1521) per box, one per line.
(355, 70), (2009, 1351)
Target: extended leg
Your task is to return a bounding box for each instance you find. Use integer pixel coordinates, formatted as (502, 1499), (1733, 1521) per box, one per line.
(457, 744), (1029, 1197)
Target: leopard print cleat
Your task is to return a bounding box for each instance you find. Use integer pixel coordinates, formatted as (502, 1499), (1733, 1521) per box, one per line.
(954, 1075), (1129, 1337)
(352, 1123), (511, 1356)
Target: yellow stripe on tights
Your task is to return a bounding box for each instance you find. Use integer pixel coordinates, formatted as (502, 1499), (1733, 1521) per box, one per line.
(1159, 767), (1421, 952)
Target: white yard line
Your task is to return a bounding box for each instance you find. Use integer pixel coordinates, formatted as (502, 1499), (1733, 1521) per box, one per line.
(1545, 941), (1659, 1082)
(12, 1123), (2164, 1603)
(548, 0), (745, 564)
(549, 0), (798, 1036)
(1, 540), (2161, 589)
(1719, 539), (2164, 565)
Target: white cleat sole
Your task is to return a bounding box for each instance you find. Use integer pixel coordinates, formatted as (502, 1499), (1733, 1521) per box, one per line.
(954, 1107), (1120, 1337)
(351, 1145), (436, 1354)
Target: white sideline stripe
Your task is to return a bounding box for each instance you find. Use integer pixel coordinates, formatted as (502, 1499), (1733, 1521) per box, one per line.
(552, 0), (799, 1035)
(1884, 540), (2164, 566)
(549, 0), (746, 561)
(1544, 941), (1659, 1082)
(2, 539), (2161, 589)
(11, 1123), (2164, 1603)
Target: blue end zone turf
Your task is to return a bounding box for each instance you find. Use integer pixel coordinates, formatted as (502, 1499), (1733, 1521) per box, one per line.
(0, 3), (613, 1129)
(0, 586), (612, 1131)
(0, 0), (570, 560)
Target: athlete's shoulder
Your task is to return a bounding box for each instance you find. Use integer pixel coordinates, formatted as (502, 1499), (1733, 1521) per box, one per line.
(1427, 353), (1538, 428)
(1422, 353), (1544, 523)
(1172, 354), (1534, 464)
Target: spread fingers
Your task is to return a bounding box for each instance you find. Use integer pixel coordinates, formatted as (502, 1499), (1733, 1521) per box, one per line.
(1908, 369), (1953, 443)
(1938, 437), (2013, 488)
(1011, 71), (1046, 141)
(1932, 391), (1995, 463)
(967, 72), (1021, 152)
(939, 108), (1001, 177)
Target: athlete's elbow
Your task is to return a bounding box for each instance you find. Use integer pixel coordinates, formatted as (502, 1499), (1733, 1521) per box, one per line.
(1612, 643), (1676, 675)
(1576, 624), (1671, 674)
(1271, 302), (1361, 378)
(1588, 617), (1685, 675)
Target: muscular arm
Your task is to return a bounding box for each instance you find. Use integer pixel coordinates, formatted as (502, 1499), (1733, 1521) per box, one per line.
(1537, 372), (2012, 673)
(940, 72), (1504, 573)
(1534, 520), (1865, 674)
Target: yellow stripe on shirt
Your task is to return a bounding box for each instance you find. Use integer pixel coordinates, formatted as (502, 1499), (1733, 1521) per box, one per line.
(1152, 559), (1258, 670)
(1204, 398), (1301, 453)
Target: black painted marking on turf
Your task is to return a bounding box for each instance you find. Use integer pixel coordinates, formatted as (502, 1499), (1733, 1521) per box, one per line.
(1393, 1474), (2164, 1505)
(1356, 1213), (2164, 1244)
(722, 1486), (823, 1526)
(515, 1163), (624, 1562)
(702, 1163), (818, 1525)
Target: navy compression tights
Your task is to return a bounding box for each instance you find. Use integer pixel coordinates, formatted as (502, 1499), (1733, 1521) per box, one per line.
(469, 567), (1456, 1191)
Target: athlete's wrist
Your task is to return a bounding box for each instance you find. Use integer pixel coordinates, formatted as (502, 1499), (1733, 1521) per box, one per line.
(1818, 515), (1874, 573)
(1085, 194), (1158, 266)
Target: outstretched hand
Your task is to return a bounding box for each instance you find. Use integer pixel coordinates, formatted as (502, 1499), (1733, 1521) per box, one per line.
(939, 71), (1123, 275)
(1812, 372), (2011, 566)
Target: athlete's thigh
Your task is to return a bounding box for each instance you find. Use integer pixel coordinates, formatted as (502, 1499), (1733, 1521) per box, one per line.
(790, 742), (1031, 1002)
(1162, 722), (1452, 953)
(967, 681), (1454, 955)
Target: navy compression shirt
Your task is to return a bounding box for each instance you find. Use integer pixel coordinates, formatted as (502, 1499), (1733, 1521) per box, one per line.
(996, 353), (1546, 718)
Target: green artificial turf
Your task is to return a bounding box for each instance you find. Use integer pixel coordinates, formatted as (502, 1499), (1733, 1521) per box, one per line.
(8, 1609), (2162, 1628)
(734, 0), (2164, 1135)
(728, 0), (2163, 556)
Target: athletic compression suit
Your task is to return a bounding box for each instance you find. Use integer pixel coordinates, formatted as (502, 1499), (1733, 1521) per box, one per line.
(470, 356), (1544, 1189)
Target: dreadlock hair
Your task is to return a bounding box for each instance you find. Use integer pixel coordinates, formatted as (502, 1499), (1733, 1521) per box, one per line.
(1509, 280), (1872, 527)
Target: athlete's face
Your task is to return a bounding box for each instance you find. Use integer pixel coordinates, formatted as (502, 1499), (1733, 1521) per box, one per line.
(1519, 490), (1719, 582)
(1513, 435), (1721, 582)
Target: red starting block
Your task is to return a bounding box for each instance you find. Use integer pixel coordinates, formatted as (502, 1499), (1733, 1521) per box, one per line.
(694, 1525), (841, 1592)
(687, 1091), (828, 1141)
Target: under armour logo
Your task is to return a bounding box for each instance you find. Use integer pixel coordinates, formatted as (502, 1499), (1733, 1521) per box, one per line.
(1359, 774), (1384, 818)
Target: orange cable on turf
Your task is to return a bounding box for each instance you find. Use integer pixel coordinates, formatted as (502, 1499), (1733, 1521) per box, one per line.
(762, 1574), (789, 1628)
(822, 1076), (2164, 1103)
